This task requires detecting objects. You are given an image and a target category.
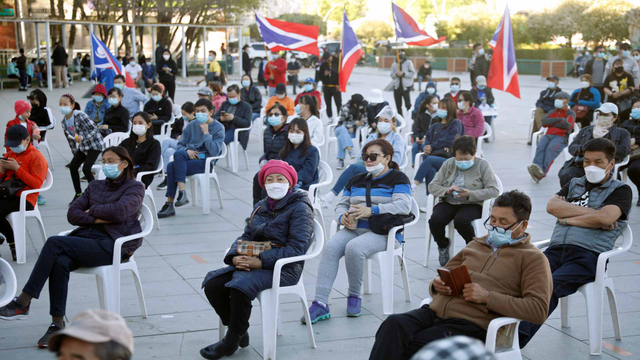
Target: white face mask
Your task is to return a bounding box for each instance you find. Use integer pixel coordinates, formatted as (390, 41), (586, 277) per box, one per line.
(457, 101), (466, 110)
(163, 54), (170, 61)
(584, 164), (610, 184)
(377, 121), (392, 134)
(288, 133), (304, 144)
(276, 94), (285, 99)
(132, 124), (147, 136)
(596, 114), (614, 129)
(265, 183), (289, 200)
(580, 81), (590, 89)
(366, 163), (386, 177)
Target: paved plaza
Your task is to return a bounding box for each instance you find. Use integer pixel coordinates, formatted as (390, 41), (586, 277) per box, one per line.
(0, 66), (639, 360)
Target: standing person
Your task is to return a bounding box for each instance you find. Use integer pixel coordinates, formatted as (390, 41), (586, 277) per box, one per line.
(417, 61), (432, 91)
(125, 57), (145, 92)
(442, 77), (463, 104)
(203, 50), (221, 84)
(265, 83), (295, 116)
(119, 112), (161, 188)
(155, 43), (165, 69)
(242, 44), (251, 75)
(621, 100), (640, 205)
(603, 43), (640, 88)
(529, 76), (562, 143)
(263, 51), (287, 97)
(59, 94), (105, 203)
(16, 49), (27, 91)
(52, 42), (69, 88)
(568, 74), (601, 128)
(456, 92), (485, 139)
(604, 59), (636, 120)
(411, 95), (439, 166)
(80, 54), (90, 81)
(390, 51), (415, 116)
(585, 45), (608, 99)
(144, 83), (173, 135)
(469, 43), (489, 86)
(27, 89), (51, 140)
(319, 52), (342, 119)
(100, 87), (130, 136)
(287, 54), (301, 95)
(294, 77), (322, 108)
(240, 74), (262, 121)
(141, 57), (156, 90)
(113, 74), (148, 120)
(157, 49), (178, 101)
(295, 94), (324, 147)
(220, 43), (226, 55)
(257, 58), (268, 95)
(215, 84), (252, 149)
(84, 84), (111, 125)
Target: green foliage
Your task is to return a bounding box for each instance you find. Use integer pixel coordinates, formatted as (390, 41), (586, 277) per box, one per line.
(276, 13), (327, 34)
(317, 0), (367, 23)
(578, 0), (634, 45)
(434, 3), (500, 44)
(355, 20), (394, 46)
(400, 47), (575, 60)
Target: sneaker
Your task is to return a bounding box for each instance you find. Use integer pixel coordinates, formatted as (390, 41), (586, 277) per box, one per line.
(157, 202), (175, 218)
(80, 175), (88, 182)
(346, 295), (362, 317)
(318, 192), (335, 209)
(526, 165), (541, 184)
(531, 164), (544, 179)
(438, 240), (451, 267)
(348, 148), (356, 160)
(411, 183), (417, 195)
(38, 323), (63, 348)
(301, 301), (330, 324)
(175, 190), (189, 207)
(81, 77), (87, 82)
(156, 178), (168, 190)
(0, 298), (30, 320)
(37, 195), (46, 205)
(336, 159), (345, 170)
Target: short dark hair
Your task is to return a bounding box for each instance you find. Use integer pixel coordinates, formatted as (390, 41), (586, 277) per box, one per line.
(451, 77), (461, 83)
(19, 48), (24, 54)
(181, 101), (195, 114)
(114, 74), (125, 82)
(150, 84), (164, 94)
(595, 45), (606, 52)
(227, 84), (240, 94)
(107, 87), (123, 97)
(493, 190), (532, 221)
(620, 43), (631, 51)
(453, 135), (476, 156)
(195, 98), (213, 112)
(583, 138), (616, 162)
(473, 43), (482, 50)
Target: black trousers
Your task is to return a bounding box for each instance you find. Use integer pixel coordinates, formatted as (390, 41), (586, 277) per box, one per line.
(393, 86), (411, 116)
(22, 228), (114, 316)
(558, 164), (585, 188)
(0, 196), (33, 243)
(323, 87), (342, 118)
(428, 202), (482, 249)
(369, 305), (487, 360)
(19, 68), (27, 88)
(69, 149), (101, 194)
(625, 158), (640, 191)
(161, 79), (176, 102)
(252, 172), (267, 206)
(204, 271), (253, 335)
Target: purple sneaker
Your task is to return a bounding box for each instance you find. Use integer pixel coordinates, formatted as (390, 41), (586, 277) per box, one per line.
(346, 295), (362, 317)
(301, 301), (330, 324)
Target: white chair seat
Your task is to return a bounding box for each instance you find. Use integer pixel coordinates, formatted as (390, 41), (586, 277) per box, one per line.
(185, 144), (227, 214)
(153, 114), (175, 142)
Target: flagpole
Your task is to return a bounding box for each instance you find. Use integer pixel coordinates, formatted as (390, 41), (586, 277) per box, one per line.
(338, 11), (344, 92)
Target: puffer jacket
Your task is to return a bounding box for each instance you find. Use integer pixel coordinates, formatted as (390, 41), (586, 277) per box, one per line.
(68, 177), (145, 257)
(260, 123), (289, 162)
(202, 190), (314, 299)
(564, 125), (630, 166)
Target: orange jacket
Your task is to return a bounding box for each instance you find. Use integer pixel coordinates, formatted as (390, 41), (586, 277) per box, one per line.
(266, 96), (295, 116)
(0, 144), (48, 207)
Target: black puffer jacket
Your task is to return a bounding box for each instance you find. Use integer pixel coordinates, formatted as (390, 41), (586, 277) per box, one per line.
(564, 125), (630, 166)
(202, 190), (314, 299)
(260, 123), (289, 162)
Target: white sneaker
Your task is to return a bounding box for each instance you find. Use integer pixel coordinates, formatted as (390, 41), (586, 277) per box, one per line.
(318, 193), (336, 209)
(81, 77), (87, 82)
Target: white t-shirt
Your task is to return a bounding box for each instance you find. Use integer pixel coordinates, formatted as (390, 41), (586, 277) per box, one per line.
(305, 115), (324, 147)
(125, 63), (143, 79)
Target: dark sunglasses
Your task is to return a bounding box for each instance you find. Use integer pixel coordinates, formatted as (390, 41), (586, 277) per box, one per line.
(362, 152), (386, 162)
(268, 112), (282, 117)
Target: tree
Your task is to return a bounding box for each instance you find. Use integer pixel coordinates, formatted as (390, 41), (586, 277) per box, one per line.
(525, 12), (556, 46)
(355, 20), (393, 46)
(579, 0), (633, 45)
(317, 0), (367, 23)
(548, 0), (589, 47)
(435, 3), (499, 44)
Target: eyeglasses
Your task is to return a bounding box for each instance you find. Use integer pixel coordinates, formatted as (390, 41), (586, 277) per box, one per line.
(483, 218), (521, 234)
(362, 152), (386, 162)
(268, 112), (282, 117)
(101, 159), (123, 165)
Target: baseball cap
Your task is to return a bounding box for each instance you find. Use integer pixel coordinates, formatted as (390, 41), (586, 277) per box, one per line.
(475, 75), (487, 86)
(596, 102), (618, 115)
(554, 91), (571, 99)
(5, 125), (29, 148)
(546, 75), (559, 82)
(275, 83), (286, 95)
(197, 87), (213, 97)
(304, 77), (315, 84)
(48, 309), (134, 354)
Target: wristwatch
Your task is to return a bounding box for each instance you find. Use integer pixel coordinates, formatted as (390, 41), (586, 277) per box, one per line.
(561, 218), (568, 226)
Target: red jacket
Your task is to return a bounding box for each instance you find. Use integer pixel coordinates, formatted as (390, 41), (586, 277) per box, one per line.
(0, 144), (48, 207)
(6, 117), (38, 140)
(263, 58), (287, 88)
(542, 107), (576, 137)
(295, 90), (322, 108)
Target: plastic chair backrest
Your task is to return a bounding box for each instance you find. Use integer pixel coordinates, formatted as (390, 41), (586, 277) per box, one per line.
(103, 132), (129, 147)
(43, 107), (57, 130)
(309, 220), (325, 258)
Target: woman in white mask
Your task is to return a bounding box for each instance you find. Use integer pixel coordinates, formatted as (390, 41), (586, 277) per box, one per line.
(568, 74), (601, 128)
(304, 139), (412, 323)
(158, 49), (178, 101)
(118, 111), (161, 188)
(295, 94), (324, 146)
(200, 159), (314, 360)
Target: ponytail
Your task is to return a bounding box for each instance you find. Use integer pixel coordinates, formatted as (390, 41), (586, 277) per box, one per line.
(388, 160), (399, 170)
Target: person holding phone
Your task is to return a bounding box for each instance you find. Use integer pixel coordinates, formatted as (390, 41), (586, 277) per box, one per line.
(157, 98), (224, 218)
(213, 84), (252, 150)
(411, 95), (439, 167)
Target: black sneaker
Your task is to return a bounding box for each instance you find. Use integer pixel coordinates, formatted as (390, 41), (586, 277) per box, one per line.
(38, 322), (63, 348)
(175, 190), (189, 207)
(336, 159), (345, 170)
(157, 202), (175, 218)
(0, 297), (30, 320)
(80, 175), (88, 182)
(438, 239), (452, 267)
(156, 178), (168, 190)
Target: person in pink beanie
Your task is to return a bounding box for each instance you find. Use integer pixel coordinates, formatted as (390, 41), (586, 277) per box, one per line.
(5, 100), (41, 150)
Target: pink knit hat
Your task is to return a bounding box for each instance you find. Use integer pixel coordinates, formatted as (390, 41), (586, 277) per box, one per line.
(14, 100), (31, 116)
(258, 160), (298, 188)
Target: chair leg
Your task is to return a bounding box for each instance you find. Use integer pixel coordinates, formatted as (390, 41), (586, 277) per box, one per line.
(398, 254), (411, 301)
(130, 265), (148, 318)
(44, 143), (54, 170)
(448, 222), (455, 260)
(295, 283), (316, 348)
(260, 292), (279, 360)
(200, 177), (210, 215)
(145, 190), (160, 230)
(211, 173), (224, 209)
(11, 216), (26, 264)
(230, 142), (239, 173)
(189, 179), (198, 207)
(582, 284), (604, 355)
(560, 296), (570, 328)
(604, 278), (622, 340)
(35, 211), (48, 246)
(363, 259), (372, 295)
(423, 213), (432, 267)
(243, 149), (250, 170)
(378, 255), (395, 315)
(103, 269), (122, 314)
(95, 274), (106, 310)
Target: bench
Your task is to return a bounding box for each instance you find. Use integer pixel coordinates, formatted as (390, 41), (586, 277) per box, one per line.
(0, 78), (19, 90)
(413, 77), (450, 84)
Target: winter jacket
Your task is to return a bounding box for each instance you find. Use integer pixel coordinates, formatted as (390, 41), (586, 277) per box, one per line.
(412, 83), (440, 120)
(143, 97), (173, 123)
(428, 157), (499, 206)
(263, 57), (287, 88)
(564, 125), (630, 167)
(541, 107), (576, 138)
(424, 119), (465, 152)
(214, 100), (252, 150)
(366, 101), (389, 126)
(0, 145), (47, 207)
(61, 110), (105, 155)
(68, 177), (145, 258)
(535, 87), (562, 113)
(281, 145), (320, 190)
(52, 45), (68, 66)
(470, 86), (495, 107)
(28, 89), (51, 128)
(201, 190), (314, 299)
(471, 54), (490, 78)
(170, 117), (185, 139)
(390, 59), (416, 90)
(157, 59), (178, 83)
(84, 99), (111, 125)
(412, 111), (438, 141)
(319, 57), (339, 86)
(621, 119), (640, 144)
(294, 90), (322, 109)
(458, 106), (485, 138)
(101, 104), (130, 135)
(261, 123), (289, 163)
(569, 87), (601, 110)
(241, 85), (263, 114)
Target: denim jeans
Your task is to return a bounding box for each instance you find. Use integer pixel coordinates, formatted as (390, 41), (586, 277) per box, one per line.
(414, 155), (447, 195)
(251, 112), (260, 122)
(269, 87), (276, 97)
(518, 244), (599, 348)
(224, 128), (236, 144)
(165, 150), (206, 199)
(161, 138), (179, 172)
(533, 135), (567, 175)
(331, 162), (366, 195)
(411, 142), (425, 166)
(417, 75), (424, 91)
(335, 125), (356, 160)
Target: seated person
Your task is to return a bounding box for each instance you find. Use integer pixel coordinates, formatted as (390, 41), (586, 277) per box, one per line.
(411, 95), (439, 166)
(470, 75), (495, 127)
(369, 190), (553, 360)
(294, 77), (322, 108)
(119, 112), (161, 188)
(240, 74), (262, 121)
(6, 57), (18, 79)
(27, 89), (51, 140)
(295, 94), (324, 147)
(210, 82), (226, 113)
(265, 83), (295, 116)
(0, 126), (47, 261)
(529, 76), (562, 144)
(157, 99), (225, 218)
(620, 100), (640, 205)
(569, 74), (601, 128)
(113, 74), (149, 119)
(527, 91), (576, 183)
(143, 83), (173, 135)
(319, 106), (406, 208)
(334, 93), (369, 170)
(0, 146), (144, 348)
(428, 135), (500, 266)
(519, 138), (632, 347)
(417, 61), (432, 91)
(442, 77), (463, 104)
(558, 103), (630, 187)
(200, 160), (313, 359)
(84, 84), (111, 125)
(366, 89), (389, 127)
(457, 92), (485, 139)
(158, 102), (194, 190)
(198, 87), (213, 102)
(411, 81), (439, 120)
(260, 104), (289, 166)
(305, 139), (412, 324)
(214, 84), (252, 151)
(100, 87), (130, 136)
(6, 100), (41, 149)
(412, 98), (465, 196)
(142, 57), (156, 89)
(252, 118), (319, 205)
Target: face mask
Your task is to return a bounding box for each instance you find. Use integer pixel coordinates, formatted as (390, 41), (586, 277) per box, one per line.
(377, 121), (392, 134)
(478, 49), (485, 55)
(163, 55), (170, 61)
(93, 95), (104, 103)
(366, 163), (386, 177)
(113, 83), (124, 90)
(597, 114), (614, 128)
(634, 55), (640, 62)
(39, 60), (44, 64)
(131, 123), (147, 135)
(455, 159), (474, 170)
(597, 52), (605, 58)
(457, 101), (466, 110)
(208, 56), (214, 61)
(196, 112), (209, 123)
(18, 115), (24, 121)
(580, 81), (590, 89)
(228, 98), (239, 105)
(265, 182), (289, 200)
(10, 144), (25, 154)
(146, 61), (152, 65)
(436, 109), (448, 118)
(294, 104), (301, 114)
(102, 163), (122, 179)
(152, 95), (162, 102)
(477, 85), (485, 90)
(60, 106), (72, 115)
(585, 164), (610, 184)
(288, 133), (304, 144)
(622, 50), (631, 57)
(242, 80), (251, 87)
(554, 99), (565, 109)
(276, 94), (285, 99)
(426, 87), (436, 94)
(304, 84), (314, 92)
(585, 51), (590, 56)
(129, 60), (136, 65)
(548, 82), (558, 89)
(268, 115), (282, 126)
(488, 222), (522, 247)
(108, 97), (119, 106)
(631, 108), (640, 119)
(615, 66), (624, 74)
(450, 84), (460, 93)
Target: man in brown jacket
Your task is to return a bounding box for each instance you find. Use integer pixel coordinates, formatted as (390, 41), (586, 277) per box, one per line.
(369, 190), (553, 360)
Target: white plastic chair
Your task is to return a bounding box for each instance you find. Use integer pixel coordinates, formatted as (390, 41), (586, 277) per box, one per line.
(308, 161), (334, 237)
(63, 204), (152, 317)
(325, 123), (338, 159)
(527, 108), (536, 144)
(476, 122), (493, 158)
(563, 132), (578, 162)
(136, 158), (163, 230)
(7, 169), (53, 264)
(226, 122), (252, 173)
(154, 114), (175, 142)
(530, 127), (548, 161)
(533, 226), (631, 355)
(36, 107), (57, 170)
(613, 155), (629, 179)
(396, 114), (407, 136)
(423, 175), (503, 267)
(91, 132), (130, 176)
(219, 220), (325, 360)
(329, 198), (420, 315)
(0, 257), (17, 307)
(186, 144), (227, 214)
(420, 298), (523, 359)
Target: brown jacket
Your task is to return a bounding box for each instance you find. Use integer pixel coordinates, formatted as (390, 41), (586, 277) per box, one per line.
(429, 234), (553, 330)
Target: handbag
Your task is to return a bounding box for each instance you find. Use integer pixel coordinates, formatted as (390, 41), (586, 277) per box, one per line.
(365, 174), (415, 236)
(236, 205), (279, 257)
(430, 147), (453, 158)
(572, 90), (590, 119)
(0, 174), (26, 199)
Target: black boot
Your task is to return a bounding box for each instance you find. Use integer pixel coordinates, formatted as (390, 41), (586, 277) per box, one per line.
(200, 331), (242, 360)
(239, 332), (250, 348)
(175, 190), (189, 207)
(157, 202), (176, 218)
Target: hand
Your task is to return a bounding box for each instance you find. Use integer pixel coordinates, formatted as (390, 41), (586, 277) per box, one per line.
(423, 145), (432, 155)
(324, 70), (330, 76)
(33, 128), (41, 136)
(612, 92), (621, 99)
(268, 64), (276, 70)
(340, 212), (352, 227)
(269, 75), (274, 80)
(350, 205), (372, 219)
(200, 122), (209, 134)
(33, 133), (41, 140)
(150, 114), (158, 120)
(433, 277), (452, 296)
(355, 120), (364, 127)
(455, 189), (470, 198)
(601, 221), (619, 231)
(186, 149), (200, 160)
(632, 144), (639, 150)
(446, 185), (460, 195)
(396, 71), (403, 77)
(234, 256), (262, 271)
(99, 125), (108, 130)
(74, 135), (82, 143)
(416, 138), (424, 144)
(462, 283), (490, 304)
(1, 158), (19, 171)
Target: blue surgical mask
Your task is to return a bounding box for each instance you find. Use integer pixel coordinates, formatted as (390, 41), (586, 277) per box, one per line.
(93, 95), (104, 103)
(294, 104), (301, 114)
(183, 115), (191, 122)
(547, 82), (556, 89)
(39, 60), (44, 64)
(208, 56), (214, 61)
(102, 163), (122, 179)
(450, 84), (460, 92)
(242, 80), (251, 87)
(18, 115), (24, 121)
(597, 52), (605, 58)
(426, 87), (436, 94)
(436, 109), (448, 118)
(477, 85), (485, 90)
(228, 98), (239, 105)
(113, 83), (124, 90)
(377, 121), (392, 134)
(455, 159), (474, 170)
(268, 115), (282, 126)
(196, 112), (209, 123)
(146, 61), (152, 66)
(488, 222), (523, 247)
(631, 108), (640, 120)
(478, 49), (485, 56)
(60, 106), (72, 115)
(152, 95), (162, 102)
(304, 84), (314, 92)
(108, 97), (119, 106)
(554, 99), (565, 109)
(634, 55), (640, 62)
(622, 50), (631, 57)
(10, 144), (25, 154)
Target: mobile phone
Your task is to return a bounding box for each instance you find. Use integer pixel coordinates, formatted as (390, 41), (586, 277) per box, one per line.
(198, 153), (206, 159)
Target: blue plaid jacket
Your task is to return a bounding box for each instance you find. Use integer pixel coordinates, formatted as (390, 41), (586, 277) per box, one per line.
(61, 110), (105, 155)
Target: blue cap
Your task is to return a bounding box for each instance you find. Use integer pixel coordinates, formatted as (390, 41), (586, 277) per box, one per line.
(5, 124), (29, 148)
(304, 77), (315, 84)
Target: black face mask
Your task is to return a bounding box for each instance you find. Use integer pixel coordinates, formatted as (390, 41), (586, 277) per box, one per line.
(615, 66), (624, 74)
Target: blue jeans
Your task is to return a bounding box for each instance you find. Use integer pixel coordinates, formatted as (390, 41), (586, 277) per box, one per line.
(161, 138), (179, 172)
(418, 75), (424, 90)
(251, 112), (260, 122)
(224, 128), (235, 144)
(269, 87), (276, 97)
(533, 135), (567, 175)
(165, 150), (206, 199)
(335, 125), (355, 160)
(331, 162), (366, 195)
(518, 245), (599, 348)
(411, 142), (425, 166)
(414, 156), (447, 195)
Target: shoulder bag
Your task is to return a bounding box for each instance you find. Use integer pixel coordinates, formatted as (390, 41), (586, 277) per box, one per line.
(572, 90), (589, 120)
(365, 174), (415, 236)
(0, 174), (26, 199)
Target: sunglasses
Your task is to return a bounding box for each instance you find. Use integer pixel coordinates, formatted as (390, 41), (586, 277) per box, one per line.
(268, 112), (282, 116)
(362, 152), (386, 162)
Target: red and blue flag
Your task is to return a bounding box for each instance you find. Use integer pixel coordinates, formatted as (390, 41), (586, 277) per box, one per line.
(339, 11), (363, 92)
(487, 6), (520, 99)
(90, 33), (134, 90)
(255, 13), (319, 56)
(392, 3), (445, 47)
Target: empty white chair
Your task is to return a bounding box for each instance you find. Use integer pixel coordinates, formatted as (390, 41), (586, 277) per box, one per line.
(308, 161), (334, 237)
(219, 220), (325, 360)
(186, 144), (227, 214)
(226, 122), (252, 173)
(153, 114), (175, 142)
(325, 123), (338, 159)
(36, 107), (57, 170)
(136, 158), (164, 230)
(476, 122), (493, 158)
(66, 204), (153, 317)
(7, 169), (53, 264)
(0, 257), (17, 307)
